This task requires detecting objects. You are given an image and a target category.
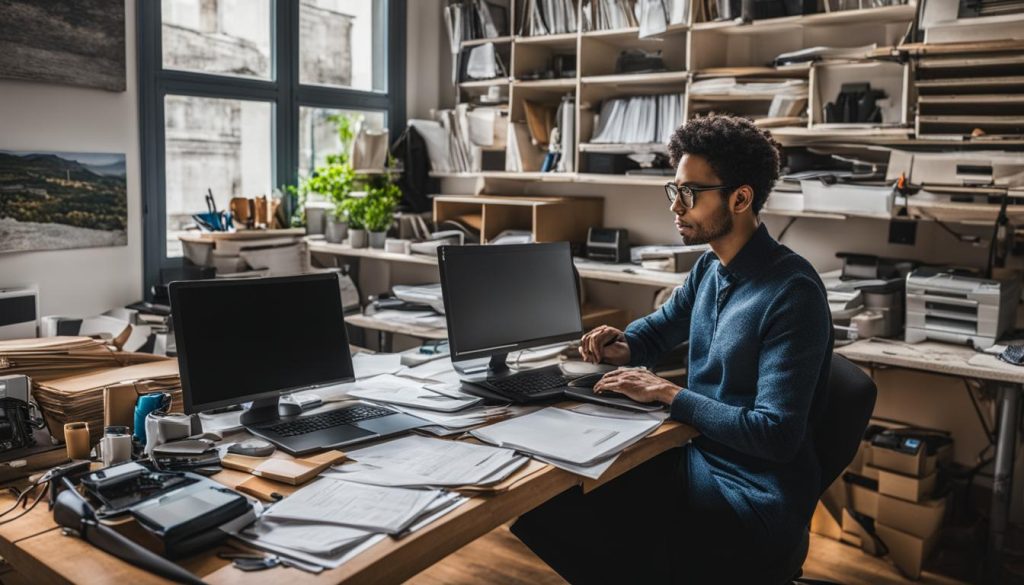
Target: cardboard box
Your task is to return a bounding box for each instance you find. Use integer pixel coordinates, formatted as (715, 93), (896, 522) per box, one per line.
(811, 500), (842, 541)
(848, 439), (871, 474)
(862, 463), (880, 481)
(871, 442), (952, 478)
(875, 522), (939, 580)
(841, 508), (884, 556)
(849, 482), (879, 518)
(872, 466), (937, 503)
(877, 493), (947, 540)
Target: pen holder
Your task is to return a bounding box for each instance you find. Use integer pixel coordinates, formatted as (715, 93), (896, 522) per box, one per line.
(63, 422), (91, 460)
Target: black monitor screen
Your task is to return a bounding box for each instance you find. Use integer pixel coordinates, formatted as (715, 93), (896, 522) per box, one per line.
(169, 273), (353, 413)
(439, 243), (582, 360)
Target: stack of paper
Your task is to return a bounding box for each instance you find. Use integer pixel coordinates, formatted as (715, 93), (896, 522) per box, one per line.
(263, 478), (459, 534)
(325, 435), (528, 488)
(393, 404), (514, 435)
(689, 77), (807, 96)
(471, 406), (663, 479)
(591, 94), (684, 144)
(348, 374), (482, 412)
(32, 358), (182, 442)
(232, 479), (466, 570)
(0, 336), (164, 382)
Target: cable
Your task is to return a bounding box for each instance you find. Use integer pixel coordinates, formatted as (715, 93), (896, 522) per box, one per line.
(0, 485), (47, 527)
(964, 379), (996, 445)
(777, 217), (798, 242)
(986, 189), (1010, 279)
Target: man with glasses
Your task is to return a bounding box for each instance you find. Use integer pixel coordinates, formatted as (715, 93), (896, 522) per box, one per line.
(512, 114), (833, 583)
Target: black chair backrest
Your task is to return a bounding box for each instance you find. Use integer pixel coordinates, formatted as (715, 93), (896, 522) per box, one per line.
(814, 354), (877, 495)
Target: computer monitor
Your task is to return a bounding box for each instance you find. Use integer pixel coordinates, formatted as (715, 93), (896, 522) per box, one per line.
(169, 273), (354, 425)
(438, 242), (583, 376)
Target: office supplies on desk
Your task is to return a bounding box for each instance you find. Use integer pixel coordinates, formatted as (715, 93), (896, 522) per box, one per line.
(222, 449), (346, 485)
(263, 477), (457, 535)
(99, 425), (132, 467)
(325, 435), (527, 488)
(0, 374), (35, 452)
(471, 406), (662, 479)
(586, 227), (630, 263)
(170, 273), (428, 456)
(905, 268), (1020, 348)
(63, 421), (90, 459)
(348, 374), (483, 412)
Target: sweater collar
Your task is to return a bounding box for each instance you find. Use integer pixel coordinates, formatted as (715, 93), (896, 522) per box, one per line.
(716, 223), (778, 281)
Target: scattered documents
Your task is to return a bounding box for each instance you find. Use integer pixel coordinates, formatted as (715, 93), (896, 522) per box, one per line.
(325, 435), (527, 488)
(348, 374), (482, 412)
(353, 353), (405, 379)
(263, 477), (457, 535)
(471, 406), (662, 479)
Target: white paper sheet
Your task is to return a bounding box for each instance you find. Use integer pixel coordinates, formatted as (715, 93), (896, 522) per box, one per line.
(349, 374), (481, 412)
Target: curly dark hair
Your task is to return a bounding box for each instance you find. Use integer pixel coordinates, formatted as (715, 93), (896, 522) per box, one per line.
(667, 114), (782, 215)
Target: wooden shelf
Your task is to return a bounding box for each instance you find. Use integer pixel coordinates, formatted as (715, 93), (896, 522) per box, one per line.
(692, 4), (917, 34)
(346, 314), (448, 340)
(578, 142), (668, 154)
(434, 194), (602, 244)
(459, 78), (510, 89)
(580, 71), (689, 86)
(309, 239), (687, 288)
(461, 36), (513, 48)
(512, 78), (577, 89)
(514, 33), (579, 48)
(575, 259), (688, 287)
(575, 173), (669, 186)
(688, 93), (782, 101)
(308, 241), (441, 266)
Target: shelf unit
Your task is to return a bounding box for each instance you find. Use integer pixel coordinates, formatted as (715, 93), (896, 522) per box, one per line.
(448, 1), (933, 180)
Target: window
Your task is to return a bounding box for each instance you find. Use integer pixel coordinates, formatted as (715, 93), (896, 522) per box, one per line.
(139, 0), (405, 289)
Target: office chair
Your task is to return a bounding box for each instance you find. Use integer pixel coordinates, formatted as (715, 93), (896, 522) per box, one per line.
(780, 353), (878, 584)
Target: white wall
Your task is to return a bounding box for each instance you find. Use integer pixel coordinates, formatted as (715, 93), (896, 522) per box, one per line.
(0, 0), (142, 318)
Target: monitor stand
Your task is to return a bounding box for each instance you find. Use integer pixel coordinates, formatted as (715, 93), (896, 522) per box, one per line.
(238, 396), (301, 426)
(453, 353), (510, 382)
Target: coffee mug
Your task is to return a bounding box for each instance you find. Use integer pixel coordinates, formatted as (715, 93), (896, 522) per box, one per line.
(63, 422), (91, 460)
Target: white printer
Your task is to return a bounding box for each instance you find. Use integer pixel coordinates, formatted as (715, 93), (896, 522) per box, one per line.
(905, 269), (1020, 348)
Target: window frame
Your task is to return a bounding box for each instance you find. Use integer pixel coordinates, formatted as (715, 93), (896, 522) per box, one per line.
(138, 0), (406, 297)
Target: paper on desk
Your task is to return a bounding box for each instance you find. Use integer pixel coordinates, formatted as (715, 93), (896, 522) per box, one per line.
(404, 357), (458, 380)
(325, 435), (527, 488)
(349, 374), (481, 412)
(353, 353), (406, 379)
(568, 402), (671, 422)
(263, 478), (448, 534)
(471, 407), (661, 467)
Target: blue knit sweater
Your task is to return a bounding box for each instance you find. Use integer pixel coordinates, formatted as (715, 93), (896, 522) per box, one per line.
(624, 223), (833, 551)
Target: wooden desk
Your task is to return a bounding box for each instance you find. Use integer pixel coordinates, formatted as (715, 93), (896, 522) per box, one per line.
(0, 418), (697, 585)
(836, 338), (1022, 583)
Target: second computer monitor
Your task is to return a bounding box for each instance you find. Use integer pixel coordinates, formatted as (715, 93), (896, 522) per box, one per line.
(438, 242), (583, 372)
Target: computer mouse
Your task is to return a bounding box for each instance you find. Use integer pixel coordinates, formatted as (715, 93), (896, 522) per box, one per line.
(228, 438), (276, 457)
(567, 372), (606, 388)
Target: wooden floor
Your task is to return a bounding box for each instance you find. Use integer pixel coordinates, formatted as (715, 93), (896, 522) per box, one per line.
(406, 526), (968, 585)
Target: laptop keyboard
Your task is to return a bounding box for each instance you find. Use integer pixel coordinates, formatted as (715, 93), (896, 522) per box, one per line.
(266, 404), (394, 437)
(489, 370), (572, 397)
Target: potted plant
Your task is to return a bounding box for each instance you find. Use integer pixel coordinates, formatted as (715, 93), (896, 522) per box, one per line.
(364, 177), (401, 249)
(346, 196), (369, 248)
(297, 113), (362, 239)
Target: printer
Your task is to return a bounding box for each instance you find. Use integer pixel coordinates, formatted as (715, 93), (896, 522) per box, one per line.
(905, 268), (1020, 348)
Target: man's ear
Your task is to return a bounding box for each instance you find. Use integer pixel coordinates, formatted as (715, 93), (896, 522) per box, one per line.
(732, 186), (754, 214)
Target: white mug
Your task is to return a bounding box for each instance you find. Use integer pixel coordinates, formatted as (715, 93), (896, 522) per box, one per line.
(100, 431), (132, 467)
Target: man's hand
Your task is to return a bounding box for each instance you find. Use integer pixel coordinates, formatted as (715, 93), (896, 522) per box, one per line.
(593, 368), (681, 404)
(578, 325), (630, 365)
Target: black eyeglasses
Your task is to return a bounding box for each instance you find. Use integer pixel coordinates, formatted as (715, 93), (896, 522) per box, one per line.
(664, 183), (738, 208)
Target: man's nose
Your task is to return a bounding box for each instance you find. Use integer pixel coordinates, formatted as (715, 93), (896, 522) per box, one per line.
(670, 195), (685, 215)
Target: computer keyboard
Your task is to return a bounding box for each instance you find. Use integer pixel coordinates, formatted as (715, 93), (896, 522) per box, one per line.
(266, 404), (394, 437)
(489, 370), (573, 397)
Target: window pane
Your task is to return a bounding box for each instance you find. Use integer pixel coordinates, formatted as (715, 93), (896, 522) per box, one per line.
(164, 96), (273, 258)
(162, 0), (272, 80)
(299, 107), (386, 178)
(300, 0), (384, 91)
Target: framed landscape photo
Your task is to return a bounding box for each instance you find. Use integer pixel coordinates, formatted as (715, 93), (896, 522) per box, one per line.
(0, 0), (126, 92)
(0, 151), (128, 253)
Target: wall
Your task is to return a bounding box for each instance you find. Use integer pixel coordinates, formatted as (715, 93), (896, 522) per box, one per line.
(0, 0), (142, 318)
